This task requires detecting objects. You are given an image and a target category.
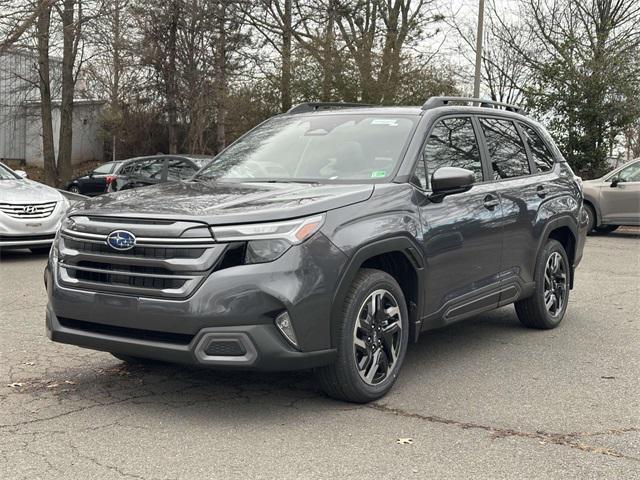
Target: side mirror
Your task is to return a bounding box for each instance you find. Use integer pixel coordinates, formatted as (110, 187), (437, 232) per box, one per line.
(88, 171), (94, 178)
(14, 170), (28, 178)
(610, 177), (619, 188)
(429, 167), (475, 201)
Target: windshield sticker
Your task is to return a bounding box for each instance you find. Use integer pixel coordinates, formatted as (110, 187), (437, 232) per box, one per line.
(371, 170), (387, 178)
(371, 119), (399, 127)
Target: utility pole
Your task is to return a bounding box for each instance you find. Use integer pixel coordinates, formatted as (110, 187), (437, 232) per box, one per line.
(473, 0), (485, 98)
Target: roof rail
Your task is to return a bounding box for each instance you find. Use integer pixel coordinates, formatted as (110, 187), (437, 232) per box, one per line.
(421, 96), (526, 115)
(287, 102), (377, 114)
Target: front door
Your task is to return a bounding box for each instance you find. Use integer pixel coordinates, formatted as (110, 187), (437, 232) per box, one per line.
(413, 116), (504, 326)
(600, 161), (640, 225)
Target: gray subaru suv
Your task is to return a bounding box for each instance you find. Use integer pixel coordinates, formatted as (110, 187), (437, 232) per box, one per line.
(45, 97), (588, 403)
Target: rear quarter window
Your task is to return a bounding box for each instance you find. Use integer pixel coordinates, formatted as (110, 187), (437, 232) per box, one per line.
(520, 123), (555, 172)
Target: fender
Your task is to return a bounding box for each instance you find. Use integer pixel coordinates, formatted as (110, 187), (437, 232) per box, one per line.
(330, 235), (425, 347)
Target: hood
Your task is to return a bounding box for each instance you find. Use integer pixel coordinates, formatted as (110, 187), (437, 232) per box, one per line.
(69, 181), (374, 224)
(0, 179), (63, 204)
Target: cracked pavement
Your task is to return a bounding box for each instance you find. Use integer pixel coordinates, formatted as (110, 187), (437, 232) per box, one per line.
(1, 229), (638, 479)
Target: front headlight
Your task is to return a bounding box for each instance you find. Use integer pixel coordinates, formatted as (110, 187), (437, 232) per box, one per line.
(212, 214), (325, 264)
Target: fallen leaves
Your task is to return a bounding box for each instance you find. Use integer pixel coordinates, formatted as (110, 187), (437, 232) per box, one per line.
(396, 438), (414, 445)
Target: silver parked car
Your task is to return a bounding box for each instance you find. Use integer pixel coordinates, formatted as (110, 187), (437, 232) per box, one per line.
(582, 159), (640, 234)
(0, 162), (70, 253)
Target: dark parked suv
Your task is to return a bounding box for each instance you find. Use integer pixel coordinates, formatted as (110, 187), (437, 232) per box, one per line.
(45, 97), (587, 402)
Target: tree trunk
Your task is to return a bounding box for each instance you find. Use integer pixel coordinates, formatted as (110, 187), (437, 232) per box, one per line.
(166, 0), (179, 154)
(36, 4), (57, 187)
(214, 2), (227, 152)
(321, 0), (335, 101)
(280, 0), (292, 112)
(57, 0), (77, 186)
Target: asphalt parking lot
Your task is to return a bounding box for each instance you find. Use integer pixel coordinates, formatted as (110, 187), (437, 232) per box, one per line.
(1, 230), (638, 479)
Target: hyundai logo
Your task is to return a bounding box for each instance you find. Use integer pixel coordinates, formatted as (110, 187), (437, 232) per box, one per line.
(23, 205), (37, 214)
(106, 230), (136, 251)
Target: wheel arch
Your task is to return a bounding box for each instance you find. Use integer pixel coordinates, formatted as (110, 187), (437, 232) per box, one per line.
(536, 217), (578, 289)
(331, 236), (425, 346)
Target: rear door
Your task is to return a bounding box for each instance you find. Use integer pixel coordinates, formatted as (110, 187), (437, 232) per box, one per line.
(599, 161), (640, 225)
(477, 116), (556, 294)
(413, 116), (505, 325)
(85, 162), (115, 195)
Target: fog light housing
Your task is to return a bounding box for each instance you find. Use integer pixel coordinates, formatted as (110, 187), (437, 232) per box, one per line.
(275, 312), (299, 349)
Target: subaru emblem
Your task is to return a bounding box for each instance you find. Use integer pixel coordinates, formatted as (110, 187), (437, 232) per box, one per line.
(107, 230), (136, 251)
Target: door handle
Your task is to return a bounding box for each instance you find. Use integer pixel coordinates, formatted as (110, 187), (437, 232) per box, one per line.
(537, 185), (547, 198)
(483, 195), (499, 209)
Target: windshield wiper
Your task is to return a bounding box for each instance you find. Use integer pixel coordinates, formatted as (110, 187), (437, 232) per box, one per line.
(245, 179), (320, 184)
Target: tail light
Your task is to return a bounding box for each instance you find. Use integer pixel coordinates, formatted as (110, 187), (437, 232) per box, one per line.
(105, 175), (116, 185)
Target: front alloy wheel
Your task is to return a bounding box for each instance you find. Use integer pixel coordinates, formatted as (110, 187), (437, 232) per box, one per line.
(317, 269), (409, 403)
(353, 289), (403, 385)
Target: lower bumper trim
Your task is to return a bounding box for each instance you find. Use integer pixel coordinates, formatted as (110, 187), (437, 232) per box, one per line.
(46, 306), (336, 371)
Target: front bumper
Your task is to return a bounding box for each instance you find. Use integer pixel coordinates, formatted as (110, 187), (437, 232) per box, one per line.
(0, 203), (64, 248)
(45, 232), (345, 370)
(46, 304), (336, 370)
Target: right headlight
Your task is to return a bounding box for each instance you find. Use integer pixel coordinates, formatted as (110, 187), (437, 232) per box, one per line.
(211, 214), (325, 264)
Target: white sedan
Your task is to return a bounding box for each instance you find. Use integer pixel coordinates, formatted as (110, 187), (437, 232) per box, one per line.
(0, 162), (70, 253)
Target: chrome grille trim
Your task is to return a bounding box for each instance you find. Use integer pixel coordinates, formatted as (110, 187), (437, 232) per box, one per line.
(61, 228), (217, 247)
(0, 201), (57, 219)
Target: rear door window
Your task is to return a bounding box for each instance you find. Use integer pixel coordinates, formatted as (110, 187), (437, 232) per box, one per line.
(520, 124), (555, 172)
(422, 117), (483, 189)
(480, 118), (531, 179)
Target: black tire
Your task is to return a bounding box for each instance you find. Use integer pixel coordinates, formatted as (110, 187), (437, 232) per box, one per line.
(515, 239), (570, 329)
(69, 185), (81, 194)
(584, 203), (596, 234)
(29, 246), (51, 254)
(594, 225), (619, 234)
(111, 353), (163, 365)
(316, 268), (409, 403)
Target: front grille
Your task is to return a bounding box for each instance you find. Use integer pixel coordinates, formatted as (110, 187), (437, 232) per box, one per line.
(58, 317), (194, 345)
(0, 233), (56, 242)
(57, 216), (226, 299)
(63, 237), (205, 259)
(0, 201), (57, 218)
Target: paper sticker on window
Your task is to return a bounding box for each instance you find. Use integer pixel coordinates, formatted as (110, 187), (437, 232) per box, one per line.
(371, 119), (398, 127)
(371, 170), (387, 178)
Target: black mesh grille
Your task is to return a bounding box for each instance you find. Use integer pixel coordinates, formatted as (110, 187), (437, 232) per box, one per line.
(204, 340), (247, 356)
(69, 269), (187, 290)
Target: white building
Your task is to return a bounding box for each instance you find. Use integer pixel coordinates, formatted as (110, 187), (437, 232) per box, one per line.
(0, 49), (104, 166)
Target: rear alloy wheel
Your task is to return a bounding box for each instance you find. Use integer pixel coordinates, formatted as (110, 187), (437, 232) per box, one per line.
(69, 185), (81, 194)
(317, 269), (409, 403)
(515, 239), (570, 329)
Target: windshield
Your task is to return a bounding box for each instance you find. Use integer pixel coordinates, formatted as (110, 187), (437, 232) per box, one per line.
(0, 164), (20, 180)
(196, 114), (417, 182)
